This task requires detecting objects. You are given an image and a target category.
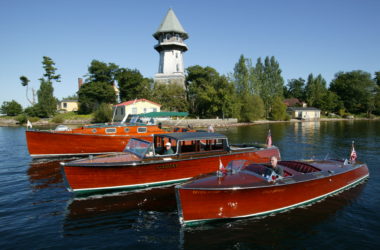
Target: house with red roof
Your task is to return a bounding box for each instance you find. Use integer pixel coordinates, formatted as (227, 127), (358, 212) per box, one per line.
(113, 99), (161, 122)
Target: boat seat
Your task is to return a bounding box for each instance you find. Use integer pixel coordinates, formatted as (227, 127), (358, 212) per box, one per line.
(279, 161), (320, 173)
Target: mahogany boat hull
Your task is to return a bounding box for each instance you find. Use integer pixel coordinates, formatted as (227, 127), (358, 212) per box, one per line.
(62, 149), (280, 194)
(26, 130), (155, 158)
(176, 160), (369, 226)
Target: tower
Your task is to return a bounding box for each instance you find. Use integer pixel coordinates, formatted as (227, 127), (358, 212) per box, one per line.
(153, 8), (188, 87)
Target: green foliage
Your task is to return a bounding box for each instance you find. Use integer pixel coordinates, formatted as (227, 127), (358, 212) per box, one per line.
(250, 56), (284, 118)
(87, 60), (119, 84)
(286, 78), (305, 100)
(37, 78), (57, 117)
(51, 115), (64, 124)
(329, 70), (376, 114)
(42, 56), (61, 82)
(240, 95), (265, 122)
(78, 81), (116, 114)
(152, 83), (188, 112)
(15, 114), (28, 124)
(0, 100), (23, 116)
(92, 103), (113, 123)
(305, 74), (327, 108)
(270, 96), (289, 121)
(320, 90), (342, 113)
(374, 71), (380, 87)
(117, 68), (152, 101)
(233, 55), (250, 96)
(186, 65), (237, 118)
(20, 76), (30, 87)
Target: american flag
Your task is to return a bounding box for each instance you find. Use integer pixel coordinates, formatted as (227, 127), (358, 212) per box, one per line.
(219, 158), (226, 173)
(266, 129), (272, 148)
(350, 141), (357, 162)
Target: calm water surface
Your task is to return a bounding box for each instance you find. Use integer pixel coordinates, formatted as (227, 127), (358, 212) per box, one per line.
(0, 121), (379, 249)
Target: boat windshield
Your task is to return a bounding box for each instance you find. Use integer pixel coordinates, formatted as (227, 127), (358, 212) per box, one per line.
(123, 138), (152, 158)
(226, 160), (250, 174)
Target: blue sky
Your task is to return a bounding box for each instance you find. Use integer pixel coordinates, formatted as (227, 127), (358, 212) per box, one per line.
(1, 0), (379, 108)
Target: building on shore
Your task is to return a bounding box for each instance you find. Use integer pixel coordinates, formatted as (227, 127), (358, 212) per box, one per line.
(288, 107), (321, 120)
(58, 99), (79, 112)
(153, 8), (188, 88)
(112, 99), (161, 122)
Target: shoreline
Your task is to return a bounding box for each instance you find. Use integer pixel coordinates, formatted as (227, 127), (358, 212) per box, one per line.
(1, 117), (379, 128)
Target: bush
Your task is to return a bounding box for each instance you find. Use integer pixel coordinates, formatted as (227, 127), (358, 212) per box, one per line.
(0, 100), (23, 116)
(51, 115), (64, 124)
(15, 114), (28, 124)
(92, 103), (113, 123)
(270, 96), (288, 121)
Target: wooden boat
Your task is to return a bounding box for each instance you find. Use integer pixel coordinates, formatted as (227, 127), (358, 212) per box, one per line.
(61, 132), (280, 195)
(25, 112), (189, 158)
(175, 158), (369, 226)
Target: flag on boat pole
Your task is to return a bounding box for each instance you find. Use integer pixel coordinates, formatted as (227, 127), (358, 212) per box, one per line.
(26, 120), (32, 129)
(219, 157), (226, 173)
(266, 129), (272, 148)
(350, 141), (357, 163)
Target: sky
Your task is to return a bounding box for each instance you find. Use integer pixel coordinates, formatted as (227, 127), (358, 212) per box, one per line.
(1, 0), (379, 108)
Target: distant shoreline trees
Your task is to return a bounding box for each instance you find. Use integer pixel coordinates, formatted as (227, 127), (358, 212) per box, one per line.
(11, 55), (380, 122)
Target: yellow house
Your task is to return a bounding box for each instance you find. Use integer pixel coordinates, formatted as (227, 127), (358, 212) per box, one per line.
(113, 99), (161, 122)
(58, 100), (79, 112)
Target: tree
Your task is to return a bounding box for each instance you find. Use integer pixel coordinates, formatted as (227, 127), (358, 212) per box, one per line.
(19, 76), (35, 105)
(186, 65), (219, 117)
(375, 71), (380, 87)
(78, 81), (116, 114)
(304, 73), (327, 108)
(254, 56), (284, 117)
(117, 68), (151, 101)
(0, 100), (23, 116)
(35, 56), (61, 117)
(86, 60), (119, 84)
(92, 103), (113, 123)
(233, 55), (250, 96)
(240, 95), (265, 122)
(329, 70), (376, 114)
(152, 83), (188, 112)
(286, 78), (305, 101)
(270, 96), (289, 121)
(320, 90), (342, 113)
(78, 60), (120, 114)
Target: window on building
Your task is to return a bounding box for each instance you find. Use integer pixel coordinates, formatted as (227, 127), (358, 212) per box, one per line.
(153, 108), (157, 112)
(63, 103), (67, 108)
(176, 64), (179, 72)
(132, 107), (137, 114)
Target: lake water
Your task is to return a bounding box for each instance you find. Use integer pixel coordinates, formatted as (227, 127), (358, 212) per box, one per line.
(0, 121), (379, 249)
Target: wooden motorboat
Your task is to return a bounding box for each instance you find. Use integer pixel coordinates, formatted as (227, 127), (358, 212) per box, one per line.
(175, 158), (369, 226)
(26, 112), (189, 158)
(61, 132), (280, 195)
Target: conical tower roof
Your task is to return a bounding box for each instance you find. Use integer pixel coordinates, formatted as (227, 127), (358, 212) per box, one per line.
(153, 8), (188, 40)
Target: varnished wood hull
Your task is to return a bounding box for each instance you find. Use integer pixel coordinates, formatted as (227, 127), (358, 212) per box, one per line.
(62, 148), (280, 194)
(176, 162), (369, 225)
(26, 130), (166, 158)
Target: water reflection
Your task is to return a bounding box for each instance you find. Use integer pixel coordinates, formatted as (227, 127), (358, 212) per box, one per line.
(180, 182), (367, 249)
(27, 160), (63, 190)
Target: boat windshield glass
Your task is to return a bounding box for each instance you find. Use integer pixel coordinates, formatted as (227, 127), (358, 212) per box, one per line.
(226, 160), (249, 174)
(123, 138), (152, 158)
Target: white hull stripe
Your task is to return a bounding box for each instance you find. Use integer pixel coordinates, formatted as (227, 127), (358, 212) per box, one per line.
(72, 177), (192, 193)
(182, 174), (369, 225)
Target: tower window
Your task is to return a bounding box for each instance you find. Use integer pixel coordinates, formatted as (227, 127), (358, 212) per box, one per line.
(176, 53), (178, 58)
(176, 64), (179, 72)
